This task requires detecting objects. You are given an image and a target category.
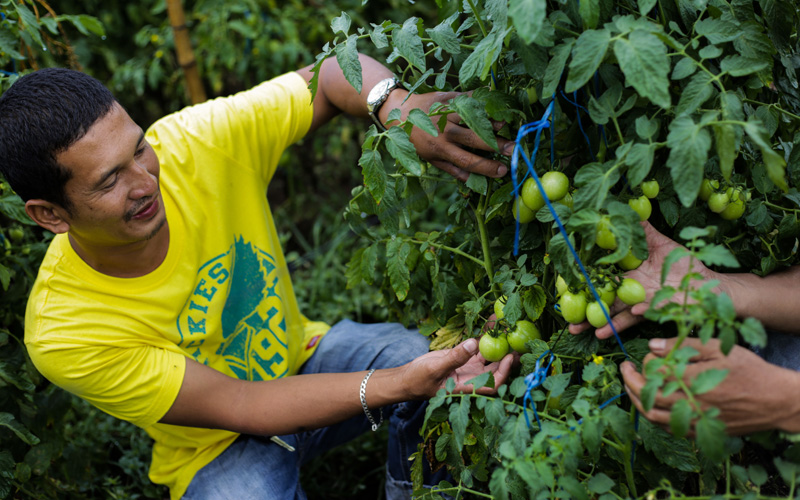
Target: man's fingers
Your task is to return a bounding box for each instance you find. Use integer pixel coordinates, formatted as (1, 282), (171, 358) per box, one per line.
(436, 143), (509, 177)
(594, 309), (645, 339)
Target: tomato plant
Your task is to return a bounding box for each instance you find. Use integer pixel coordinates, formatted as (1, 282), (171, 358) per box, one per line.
(326, 0), (800, 497)
(479, 332), (510, 362)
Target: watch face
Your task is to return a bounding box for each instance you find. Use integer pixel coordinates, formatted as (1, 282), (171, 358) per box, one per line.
(369, 78), (396, 106)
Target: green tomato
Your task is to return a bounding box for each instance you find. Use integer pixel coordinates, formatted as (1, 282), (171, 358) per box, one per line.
(720, 195), (745, 220)
(707, 191), (731, 214)
(597, 279), (616, 306)
(512, 198), (536, 223)
(699, 178), (719, 202)
(521, 171), (570, 211)
(618, 278), (646, 306)
(628, 196), (652, 221)
(8, 227), (24, 242)
(540, 171), (570, 202)
(479, 334), (510, 362)
(526, 86), (539, 104)
(494, 296), (508, 319)
(555, 275), (568, 296)
(618, 250), (643, 271)
(586, 301), (609, 328)
(557, 192), (574, 210)
(641, 180), (660, 199)
(507, 320), (542, 353)
(559, 291), (587, 324)
(595, 218), (617, 250)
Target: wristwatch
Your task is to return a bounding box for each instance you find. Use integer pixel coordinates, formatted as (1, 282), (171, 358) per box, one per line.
(366, 77), (400, 131)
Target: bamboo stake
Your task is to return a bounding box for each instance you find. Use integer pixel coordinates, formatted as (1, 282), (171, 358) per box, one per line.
(165, 0), (206, 104)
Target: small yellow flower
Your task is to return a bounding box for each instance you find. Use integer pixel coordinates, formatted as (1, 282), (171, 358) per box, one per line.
(155, 50), (164, 59)
(150, 34), (160, 44)
(592, 354), (603, 365)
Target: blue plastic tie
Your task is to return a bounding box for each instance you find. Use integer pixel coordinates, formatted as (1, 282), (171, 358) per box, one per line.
(522, 350), (556, 430)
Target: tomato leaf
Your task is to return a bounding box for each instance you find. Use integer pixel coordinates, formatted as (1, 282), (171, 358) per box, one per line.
(426, 16), (461, 55)
(509, 0), (547, 44)
(744, 120), (788, 192)
(385, 127), (422, 176)
(458, 29), (508, 85)
(448, 95), (499, 151)
(334, 35), (362, 93)
(587, 473), (614, 494)
(565, 29), (611, 93)
(613, 30), (671, 109)
(393, 18), (426, 72)
(696, 415), (727, 462)
(624, 143), (656, 187)
(667, 115), (712, 207)
(542, 40), (575, 99)
(676, 72), (716, 116)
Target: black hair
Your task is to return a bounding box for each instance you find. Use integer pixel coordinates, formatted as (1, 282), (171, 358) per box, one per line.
(0, 68), (118, 212)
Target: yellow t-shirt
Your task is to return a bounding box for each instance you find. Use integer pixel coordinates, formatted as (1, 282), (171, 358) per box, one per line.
(24, 72), (329, 499)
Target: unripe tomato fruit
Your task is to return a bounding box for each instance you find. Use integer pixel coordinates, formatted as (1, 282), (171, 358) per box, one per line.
(699, 178), (719, 202)
(559, 291), (587, 324)
(512, 198), (536, 223)
(494, 296), (508, 319)
(596, 218), (617, 250)
(521, 171), (570, 211)
(641, 180), (660, 199)
(586, 301), (609, 328)
(618, 278), (646, 306)
(8, 227), (24, 242)
(628, 196), (652, 221)
(597, 279), (616, 306)
(720, 195), (745, 220)
(479, 334), (510, 362)
(707, 191), (730, 214)
(507, 320), (542, 353)
(618, 250), (643, 271)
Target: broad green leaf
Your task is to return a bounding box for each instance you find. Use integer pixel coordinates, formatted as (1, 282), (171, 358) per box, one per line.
(331, 12), (351, 36)
(749, 464), (769, 487)
(734, 21), (776, 60)
(715, 123), (737, 180)
(697, 44), (723, 59)
(573, 161), (621, 211)
(543, 371), (571, 398)
(406, 108), (439, 137)
(369, 23), (389, 49)
(613, 30), (671, 108)
(361, 243), (379, 285)
(625, 143), (656, 186)
(0, 29), (24, 59)
(579, 0), (600, 29)
(485, 0), (509, 31)
(696, 244), (739, 267)
(359, 149), (387, 203)
(449, 397), (470, 450)
(393, 18), (426, 72)
(565, 29), (610, 93)
(448, 95), (499, 151)
(509, 0), (547, 44)
(458, 29), (508, 85)
(0, 413), (39, 445)
(745, 120), (788, 191)
(385, 127), (422, 176)
(386, 238), (411, 300)
(345, 248), (365, 288)
(696, 415), (727, 461)
(638, 0), (658, 14)
(466, 173), (488, 195)
(542, 40), (575, 99)
(522, 285), (547, 321)
(720, 55), (769, 76)
(14, 4), (43, 49)
(426, 20), (461, 55)
(667, 115), (712, 207)
(740, 317), (767, 348)
(676, 72), (715, 116)
(760, 0), (795, 50)
(510, 33), (548, 80)
(691, 368), (729, 395)
(694, 15), (740, 43)
(334, 35), (362, 93)
(671, 56), (697, 80)
(639, 419), (701, 471)
(669, 399), (692, 437)
(587, 473), (614, 494)
(635, 115), (660, 140)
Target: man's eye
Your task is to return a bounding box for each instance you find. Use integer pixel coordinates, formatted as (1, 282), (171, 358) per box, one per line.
(135, 146), (146, 157)
(104, 177), (118, 190)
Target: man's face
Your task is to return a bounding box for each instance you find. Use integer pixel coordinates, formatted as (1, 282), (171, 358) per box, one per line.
(56, 103), (166, 246)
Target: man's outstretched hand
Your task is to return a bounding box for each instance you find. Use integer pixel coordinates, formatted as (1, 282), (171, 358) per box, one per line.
(621, 337), (800, 435)
(570, 221), (719, 339)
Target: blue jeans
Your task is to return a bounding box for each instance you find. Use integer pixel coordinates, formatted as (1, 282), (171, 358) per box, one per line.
(183, 320), (444, 499)
(755, 330), (800, 372)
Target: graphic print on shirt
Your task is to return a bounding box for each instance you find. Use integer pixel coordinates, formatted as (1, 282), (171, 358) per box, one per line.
(176, 236), (288, 380)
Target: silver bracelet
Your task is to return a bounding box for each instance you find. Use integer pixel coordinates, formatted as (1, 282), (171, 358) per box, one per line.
(360, 369), (383, 431)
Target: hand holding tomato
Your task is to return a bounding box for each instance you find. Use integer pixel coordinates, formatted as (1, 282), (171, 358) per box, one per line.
(402, 338), (514, 398)
(570, 221), (720, 339)
(621, 337), (800, 435)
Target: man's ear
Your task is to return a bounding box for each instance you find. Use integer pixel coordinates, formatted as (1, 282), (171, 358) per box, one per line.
(25, 200), (71, 234)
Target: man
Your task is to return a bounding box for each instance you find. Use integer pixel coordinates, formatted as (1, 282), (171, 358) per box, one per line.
(0, 54), (516, 499)
(571, 222), (800, 435)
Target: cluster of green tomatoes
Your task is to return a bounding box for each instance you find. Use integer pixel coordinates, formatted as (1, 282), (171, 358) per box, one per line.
(479, 301), (543, 362)
(555, 274), (646, 328)
(699, 178), (748, 220)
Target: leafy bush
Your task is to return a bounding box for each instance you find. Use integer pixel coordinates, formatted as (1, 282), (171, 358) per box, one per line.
(321, 0), (800, 497)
